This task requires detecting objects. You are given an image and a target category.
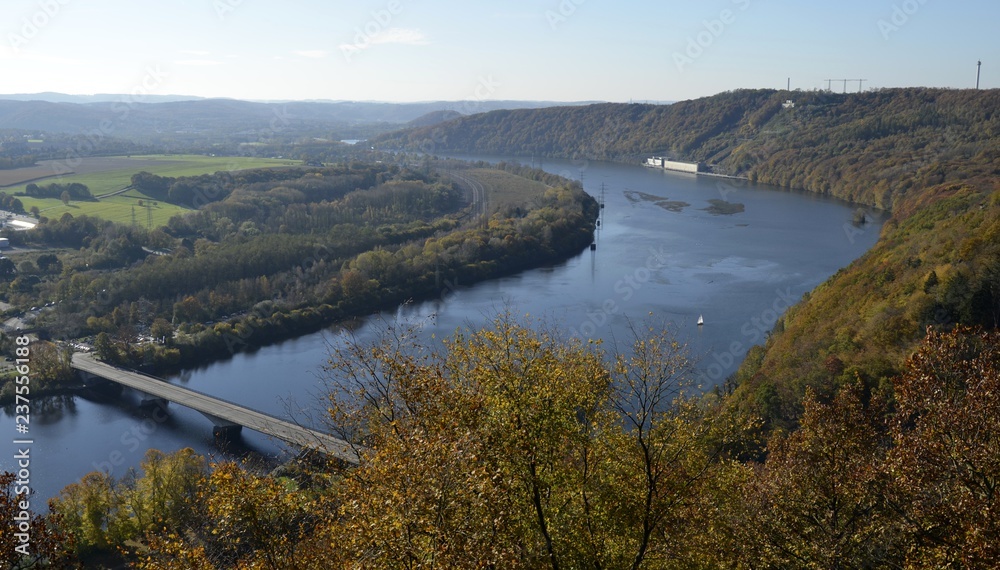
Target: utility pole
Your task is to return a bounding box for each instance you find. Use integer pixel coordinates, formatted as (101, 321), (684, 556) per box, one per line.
(857, 79), (867, 92)
(977, 60), (982, 90)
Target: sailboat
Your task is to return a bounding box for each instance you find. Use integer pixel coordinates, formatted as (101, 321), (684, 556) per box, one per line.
(697, 314), (704, 326)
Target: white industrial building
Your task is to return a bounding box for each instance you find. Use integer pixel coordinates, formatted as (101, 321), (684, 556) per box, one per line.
(644, 156), (704, 174)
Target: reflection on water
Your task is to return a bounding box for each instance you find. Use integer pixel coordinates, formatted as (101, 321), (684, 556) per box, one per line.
(1, 156), (884, 502)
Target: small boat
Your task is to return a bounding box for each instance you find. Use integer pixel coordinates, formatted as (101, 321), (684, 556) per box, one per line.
(697, 314), (704, 326)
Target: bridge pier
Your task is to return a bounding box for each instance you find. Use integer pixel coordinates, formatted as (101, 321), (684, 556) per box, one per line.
(77, 370), (123, 396)
(71, 353), (359, 464)
(212, 424), (244, 440)
(200, 412), (244, 441)
(139, 395), (169, 409)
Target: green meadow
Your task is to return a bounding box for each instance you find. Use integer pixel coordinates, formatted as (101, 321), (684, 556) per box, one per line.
(9, 155), (300, 227)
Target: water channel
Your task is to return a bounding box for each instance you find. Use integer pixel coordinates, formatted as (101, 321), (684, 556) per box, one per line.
(2, 156), (885, 502)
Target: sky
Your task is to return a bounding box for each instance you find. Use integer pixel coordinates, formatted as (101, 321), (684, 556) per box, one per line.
(0, 0), (996, 103)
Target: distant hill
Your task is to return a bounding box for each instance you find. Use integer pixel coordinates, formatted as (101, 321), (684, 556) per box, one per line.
(0, 95), (599, 137)
(406, 110), (465, 128)
(0, 92), (205, 104)
(375, 88), (1000, 211)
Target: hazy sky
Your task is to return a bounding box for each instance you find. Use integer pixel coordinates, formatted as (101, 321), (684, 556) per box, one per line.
(1, 0), (995, 102)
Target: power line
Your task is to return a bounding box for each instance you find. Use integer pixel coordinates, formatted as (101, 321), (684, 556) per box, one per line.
(824, 79), (868, 93)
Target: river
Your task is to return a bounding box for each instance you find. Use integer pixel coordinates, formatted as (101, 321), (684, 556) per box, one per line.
(2, 156), (884, 502)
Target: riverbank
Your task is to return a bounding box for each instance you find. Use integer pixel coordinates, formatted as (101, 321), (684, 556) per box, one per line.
(2, 153), (885, 505)
(74, 165), (600, 377)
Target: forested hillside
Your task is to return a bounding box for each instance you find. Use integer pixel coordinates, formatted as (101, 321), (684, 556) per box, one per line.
(377, 88), (1000, 210)
(378, 88), (1000, 428)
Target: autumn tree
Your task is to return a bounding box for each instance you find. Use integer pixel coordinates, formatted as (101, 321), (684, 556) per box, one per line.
(309, 314), (738, 569)
(49, 448), (208, 564)
(884, 327), (1000, 567)
(589, 324), (756, 568)
(26, 342), (74, 389)
(723, 382), (897, 568)
(316, 315), (607, 567)
(136, 461), (319, 570)
(1, 472), (78, 569)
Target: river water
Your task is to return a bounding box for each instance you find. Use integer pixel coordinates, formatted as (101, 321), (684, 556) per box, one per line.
(2, 156), (884, 502)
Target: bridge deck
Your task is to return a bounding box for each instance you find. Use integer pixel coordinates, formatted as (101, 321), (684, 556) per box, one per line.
(72, 353), (359, 464)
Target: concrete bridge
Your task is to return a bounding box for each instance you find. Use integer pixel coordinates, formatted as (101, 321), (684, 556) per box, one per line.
(71, 353), (359, 464)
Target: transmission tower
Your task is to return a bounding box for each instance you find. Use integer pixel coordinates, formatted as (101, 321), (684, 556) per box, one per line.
(825, 79), (867, 93)
(145, 202), (157, 229)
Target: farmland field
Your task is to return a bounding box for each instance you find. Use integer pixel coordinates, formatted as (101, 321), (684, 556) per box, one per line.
(1, 155), (301, 227)
(461, 168), (551, 207)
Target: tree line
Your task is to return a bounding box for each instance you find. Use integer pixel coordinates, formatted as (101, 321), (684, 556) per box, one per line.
(6, 321), (998, 568)
(23, 182), (93, 201)
(0, 160), (597, 375)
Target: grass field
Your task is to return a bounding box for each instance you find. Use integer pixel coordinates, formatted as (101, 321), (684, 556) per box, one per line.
(461, 168), (551, 208)
(3, 155), (300, 227)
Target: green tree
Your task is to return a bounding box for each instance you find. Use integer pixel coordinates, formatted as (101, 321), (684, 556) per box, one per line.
(34, 253), (60, 273)
(150, 318), (174, 345)
(50, 449), (208, 564)
(0, 257), (16, 281)
(93, 332), (115, 361)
